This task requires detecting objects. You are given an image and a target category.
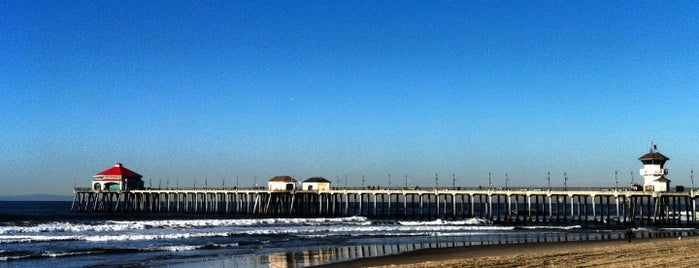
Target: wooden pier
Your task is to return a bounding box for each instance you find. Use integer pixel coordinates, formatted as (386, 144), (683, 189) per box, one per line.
(72, 187), (699, 225)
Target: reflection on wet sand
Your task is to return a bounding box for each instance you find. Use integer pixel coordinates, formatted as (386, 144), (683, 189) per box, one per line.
(269, 241), (553, 267)
(269, 231), (695, 267)
(268, 244), (432, 268)
(164, 230), (693, 268)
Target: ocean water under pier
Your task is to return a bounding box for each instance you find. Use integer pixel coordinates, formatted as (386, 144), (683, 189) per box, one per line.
(72, 187), (699, 225)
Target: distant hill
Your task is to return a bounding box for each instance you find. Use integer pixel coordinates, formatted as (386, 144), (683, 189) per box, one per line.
(0, 194), (73, 202)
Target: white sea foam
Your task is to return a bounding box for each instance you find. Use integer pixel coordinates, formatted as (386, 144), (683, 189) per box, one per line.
(520, 225), (582, 230)
(158, 245), (201, 252)
(207, 242), (239, 248)
(83, 232), (232, 242)
(398, 218), (492, 226)
(0, 216), (370, 236)
(0, 221), (512, 244)
(41, 251), (90, 258)
(0, 255), (25, 261)
(0, 221), (139, 235)
(105, 215), (370, 229)
(0, 235), (77, 244)
(660, 227), (696, 231)
(0, 215), (613, 246)
(0, 231), (232, 244)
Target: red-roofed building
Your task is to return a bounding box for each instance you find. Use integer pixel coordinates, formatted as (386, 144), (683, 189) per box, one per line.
(92, 163), (145, 191)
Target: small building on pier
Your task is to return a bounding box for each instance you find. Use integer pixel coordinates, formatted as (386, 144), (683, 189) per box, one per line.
(639, 144), (671, 192)
(268, 175), (297, 190)
(302, 177), (331, 191)
(92, 163), (144, 191)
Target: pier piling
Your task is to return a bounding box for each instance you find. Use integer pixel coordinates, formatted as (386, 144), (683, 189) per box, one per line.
(72, 187), (699, 225)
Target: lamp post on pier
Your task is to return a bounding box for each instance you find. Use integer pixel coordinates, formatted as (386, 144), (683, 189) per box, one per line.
(691, 169), (695, 194)
(435, 173), (439, 190)
(505, 173), (509, 189)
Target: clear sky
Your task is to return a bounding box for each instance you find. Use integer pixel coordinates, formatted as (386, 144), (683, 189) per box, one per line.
(2, 1), (698, 196)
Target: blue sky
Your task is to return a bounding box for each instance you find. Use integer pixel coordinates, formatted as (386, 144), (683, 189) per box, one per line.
(2, 1), (698, 195)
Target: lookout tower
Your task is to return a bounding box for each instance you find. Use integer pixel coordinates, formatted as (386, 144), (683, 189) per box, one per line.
(638, 142), (671, 192)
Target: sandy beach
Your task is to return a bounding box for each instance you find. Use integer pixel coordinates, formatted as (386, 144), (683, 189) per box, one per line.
(317, 236), (699, 268)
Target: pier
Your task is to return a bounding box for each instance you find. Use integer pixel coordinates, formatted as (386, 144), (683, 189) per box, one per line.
(72, 187), (699, 225)
(75, 146), (699, 226)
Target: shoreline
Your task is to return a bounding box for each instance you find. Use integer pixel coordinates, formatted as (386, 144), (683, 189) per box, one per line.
(315, 236), (699, 268)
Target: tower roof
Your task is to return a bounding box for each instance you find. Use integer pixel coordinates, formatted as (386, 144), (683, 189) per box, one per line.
(268, 175), (297, 182)
(638, 152), (669, 161)
(655, 176), (671, 182)
(303, 177), (331, 183)
(95, 163), (142, 178)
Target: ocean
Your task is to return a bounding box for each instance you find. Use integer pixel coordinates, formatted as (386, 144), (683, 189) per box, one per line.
(1, 201), (697, 268)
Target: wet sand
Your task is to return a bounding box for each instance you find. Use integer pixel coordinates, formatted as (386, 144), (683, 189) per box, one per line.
(316, 236), (699, 268)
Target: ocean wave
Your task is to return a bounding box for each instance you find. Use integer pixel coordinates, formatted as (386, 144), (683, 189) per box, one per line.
(157, 245), (201, 252)
(157, 242), (240, 252)
(2, 221), (519, 244)
(398, 218), (492, 226)
(83, 231), (232, 242)
(518, 225), (582, 230)
(108, 215), (371, 228)
(0, 216), (371, 235)
(0, 235), (78, 244)
(0, 231), (232, 244)
(202, 242), (240, 249)
(0, 221), (137, 235)
(0, 216), (501, 238)
(659, 227), (697, 231)
(0, 242), (242, 262)
(348, 232), (433, 237)
(0, 248), (120, 262)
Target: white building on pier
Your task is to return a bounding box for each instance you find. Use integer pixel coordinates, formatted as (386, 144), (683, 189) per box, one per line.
(268, 175), (297, 190)
(302, 177), (331, 191)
